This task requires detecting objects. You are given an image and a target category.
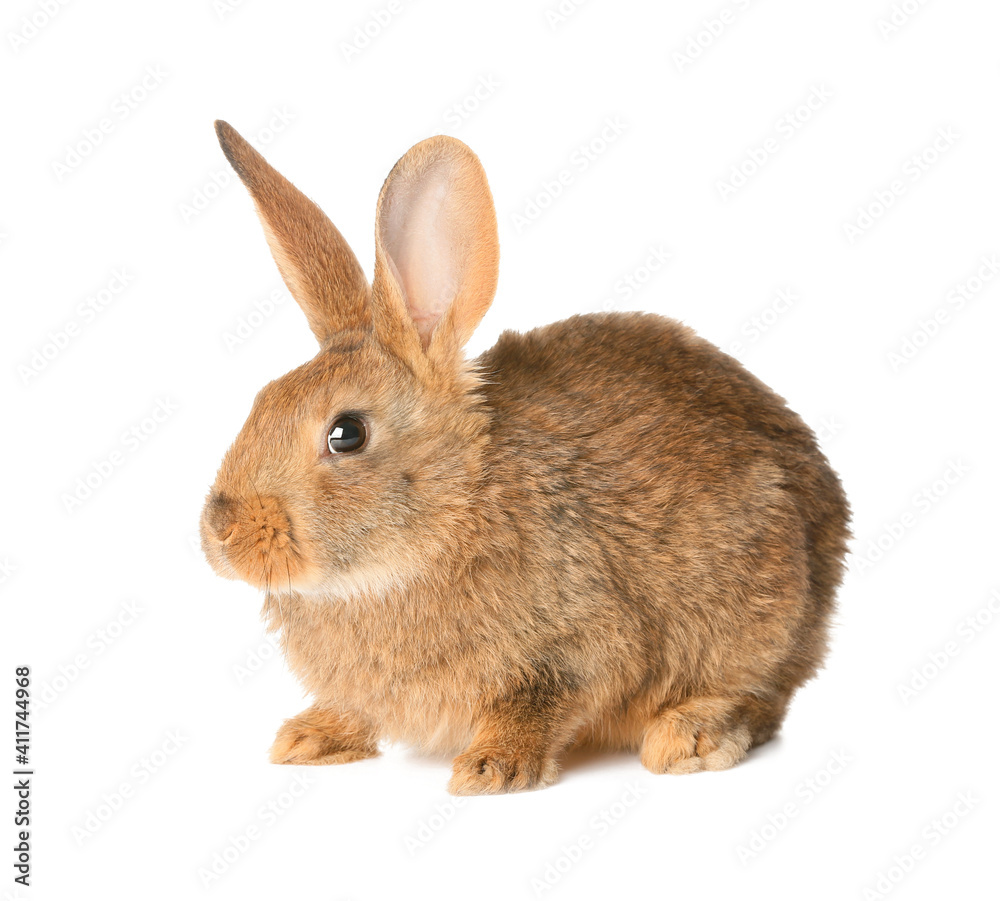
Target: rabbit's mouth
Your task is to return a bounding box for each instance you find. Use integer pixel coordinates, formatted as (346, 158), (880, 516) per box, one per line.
(200, 489), (319, 591)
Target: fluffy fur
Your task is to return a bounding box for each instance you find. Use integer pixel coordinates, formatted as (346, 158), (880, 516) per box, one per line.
(201, 121), (850, 794)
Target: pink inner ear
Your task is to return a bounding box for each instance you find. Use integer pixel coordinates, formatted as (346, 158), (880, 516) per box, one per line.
(381, 162), (461, 343)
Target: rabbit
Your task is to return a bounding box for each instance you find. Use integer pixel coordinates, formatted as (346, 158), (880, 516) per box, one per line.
(200, 120), (850, 795)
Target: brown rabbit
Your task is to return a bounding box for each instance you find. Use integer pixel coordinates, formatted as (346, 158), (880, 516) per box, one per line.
(200, 121), (850, 795)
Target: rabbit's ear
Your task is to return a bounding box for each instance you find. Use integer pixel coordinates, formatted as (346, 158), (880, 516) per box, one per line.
(215, 121), (370, 345)
(372, 136), (499, 360)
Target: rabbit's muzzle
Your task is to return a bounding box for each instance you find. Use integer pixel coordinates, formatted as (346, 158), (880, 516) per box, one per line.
(200, 490), (312, 589)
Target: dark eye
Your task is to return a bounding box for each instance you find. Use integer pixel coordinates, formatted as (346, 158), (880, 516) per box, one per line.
(327, 416), (368, 454)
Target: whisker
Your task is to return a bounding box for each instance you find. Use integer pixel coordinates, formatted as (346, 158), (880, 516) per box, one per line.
(274, 576), (286, 645)
(284, 558), (293, 655)
(224, 485), (255, 515)
(264, 567), (272, 628)
(247, 475), (264, 509)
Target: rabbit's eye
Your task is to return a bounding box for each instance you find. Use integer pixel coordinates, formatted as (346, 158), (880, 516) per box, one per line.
(327, 416), (368, 454)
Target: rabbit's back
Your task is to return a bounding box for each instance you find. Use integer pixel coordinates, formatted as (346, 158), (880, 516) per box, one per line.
(475, 311), (850, 746)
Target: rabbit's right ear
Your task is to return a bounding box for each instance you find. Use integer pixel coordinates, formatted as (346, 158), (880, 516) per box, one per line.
(215, 121), (370, 345)
(371, 136), (499, 364)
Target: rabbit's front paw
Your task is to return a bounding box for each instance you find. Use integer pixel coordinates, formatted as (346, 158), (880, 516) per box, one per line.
(269, 706), (378, 766)
(447, 746), (559, 795)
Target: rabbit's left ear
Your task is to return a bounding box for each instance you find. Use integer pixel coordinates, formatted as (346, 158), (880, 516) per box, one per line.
(372, 136), (499, 361)
(214, 120), (370, 346)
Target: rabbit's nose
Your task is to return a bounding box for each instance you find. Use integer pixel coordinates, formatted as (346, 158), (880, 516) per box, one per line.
(204, 491), (238, 541)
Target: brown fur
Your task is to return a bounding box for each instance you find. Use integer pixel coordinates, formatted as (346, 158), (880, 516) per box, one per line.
(201, 122), (850, 794)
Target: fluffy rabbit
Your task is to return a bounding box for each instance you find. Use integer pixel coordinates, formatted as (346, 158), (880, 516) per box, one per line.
(201, 121), (850, 795)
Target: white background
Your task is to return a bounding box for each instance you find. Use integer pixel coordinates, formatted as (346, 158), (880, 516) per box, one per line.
(2, 0), (998, 899)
